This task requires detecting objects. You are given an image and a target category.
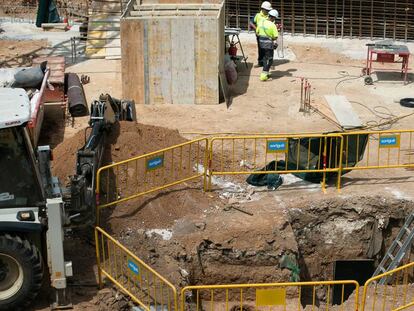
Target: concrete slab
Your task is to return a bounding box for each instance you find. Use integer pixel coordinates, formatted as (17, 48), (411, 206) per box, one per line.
(324, 95), (363, 129)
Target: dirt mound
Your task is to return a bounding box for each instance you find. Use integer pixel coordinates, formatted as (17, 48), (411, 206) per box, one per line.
(52, 120), (211, 229)
(51, 121), (187, 184)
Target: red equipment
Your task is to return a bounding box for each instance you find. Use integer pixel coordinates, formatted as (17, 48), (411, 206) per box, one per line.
(228, 43), (237, 57)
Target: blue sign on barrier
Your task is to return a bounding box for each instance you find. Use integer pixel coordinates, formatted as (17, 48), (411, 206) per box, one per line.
(146, 155), (164, 171)
(379, 135), (400, 148)
(128, 259), (140, 276)
(267, 140), (288, 153)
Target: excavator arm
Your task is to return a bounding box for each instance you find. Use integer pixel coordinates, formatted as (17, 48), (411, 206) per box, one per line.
(66, 94), (134, 226)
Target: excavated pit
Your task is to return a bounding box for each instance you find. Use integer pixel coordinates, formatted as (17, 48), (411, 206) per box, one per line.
(112, 194), (413, 309)
(51, 123), (414, 309)
(113, 193), (413, 289)
(289, 196), (412, 281)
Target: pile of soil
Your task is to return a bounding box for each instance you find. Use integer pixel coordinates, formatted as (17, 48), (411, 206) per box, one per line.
(52, 120), (212, 229)
(51, 121), (187, 184)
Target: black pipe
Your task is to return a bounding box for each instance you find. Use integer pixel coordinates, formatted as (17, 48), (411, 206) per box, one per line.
(66, 73), (89, 117)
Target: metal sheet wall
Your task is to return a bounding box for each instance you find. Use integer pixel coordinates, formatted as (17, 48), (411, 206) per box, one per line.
(226, 0), (414, 41)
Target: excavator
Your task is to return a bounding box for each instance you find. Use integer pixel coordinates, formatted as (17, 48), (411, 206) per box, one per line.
(0, 68), (134, 310)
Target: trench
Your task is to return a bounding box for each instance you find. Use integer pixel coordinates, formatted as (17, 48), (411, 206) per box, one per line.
(99, 192), (414, 310)
(181, 195), (413, 308)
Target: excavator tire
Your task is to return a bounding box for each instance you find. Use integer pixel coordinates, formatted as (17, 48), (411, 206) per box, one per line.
(0, 234), (43, 311)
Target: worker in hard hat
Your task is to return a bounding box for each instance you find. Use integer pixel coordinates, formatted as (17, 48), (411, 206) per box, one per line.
(257, 9), (279, 81)
(249, 1), (272, 67)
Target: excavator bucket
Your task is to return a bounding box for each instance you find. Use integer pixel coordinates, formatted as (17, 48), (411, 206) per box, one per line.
(98, 93), (136, 122)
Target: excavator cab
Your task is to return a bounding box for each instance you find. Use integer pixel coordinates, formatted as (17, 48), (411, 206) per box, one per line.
(0, 126), (45, 209)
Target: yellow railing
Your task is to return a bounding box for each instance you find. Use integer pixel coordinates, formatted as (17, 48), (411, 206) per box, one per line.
(96, 138), (208, 209)
(208, 134), (344, 191)
(341, 130), (414, 172)
(361, 261), (414, 311)
(181, 280), (359, 311)
(94, 226), (414, 311)
(95, 226), (178, 311)
(93, 130), (414, 217)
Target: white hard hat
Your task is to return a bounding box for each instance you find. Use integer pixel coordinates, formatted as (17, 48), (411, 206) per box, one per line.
(261, 1), (272, 11)
(269, 9), (279, 18)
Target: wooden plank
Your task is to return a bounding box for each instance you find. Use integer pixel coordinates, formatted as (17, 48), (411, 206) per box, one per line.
(89, 16), (120, 22)
(87, 24), (120, 31)
(91, 2), (121, 12)
(41, 23), (68, 27)
(41, 23), (69, 31)
(89, 21), (121, 26)
(148, 19), (172, 104)
(85, 47), (107, 58)
(194, 18), (218, 104)
(121, 19), (145, 104)
(33, 56), (65, 84)
(33, 56), (65, 65)
(171, 19), (195, 104)
(87, 38), (121, 48)
(87, 30), (120, 39)
(324, 95), (362, 129)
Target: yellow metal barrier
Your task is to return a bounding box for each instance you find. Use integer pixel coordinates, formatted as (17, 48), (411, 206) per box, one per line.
(361, 261), (414, 311)
(95, 226), (178, 311)
(181, 280), (359, 311)
(94, 222), (413, 311)
(96, 138), (208, 210)
(341, 130), (414, 172)
(208, 134), (344, 191)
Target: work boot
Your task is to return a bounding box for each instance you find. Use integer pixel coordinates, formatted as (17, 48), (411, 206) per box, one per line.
(260, 72), (269, 81)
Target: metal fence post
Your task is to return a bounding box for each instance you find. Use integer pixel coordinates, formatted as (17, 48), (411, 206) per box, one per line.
(94, 228), (103, 289)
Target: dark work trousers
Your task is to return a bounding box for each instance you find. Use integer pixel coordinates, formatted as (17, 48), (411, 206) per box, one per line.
(256, 35), (264, 65)
(263, 48), (274, 72)
(258, 36), (274, 72)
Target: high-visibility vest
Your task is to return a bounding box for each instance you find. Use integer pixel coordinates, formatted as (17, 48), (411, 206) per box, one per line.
(253, 11), (268, 31)
(257, 18), (278, 40)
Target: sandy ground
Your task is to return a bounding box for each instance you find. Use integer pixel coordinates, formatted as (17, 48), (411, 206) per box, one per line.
(64, 32), (414, 199)
(0, 39), (47, 67)
(1, 22), (414, 310)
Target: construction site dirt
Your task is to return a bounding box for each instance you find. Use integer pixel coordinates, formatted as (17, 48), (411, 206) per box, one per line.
(33, 121), (413, 310)
(2, 23), (414, 310)
(0, 39), (47, 67)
